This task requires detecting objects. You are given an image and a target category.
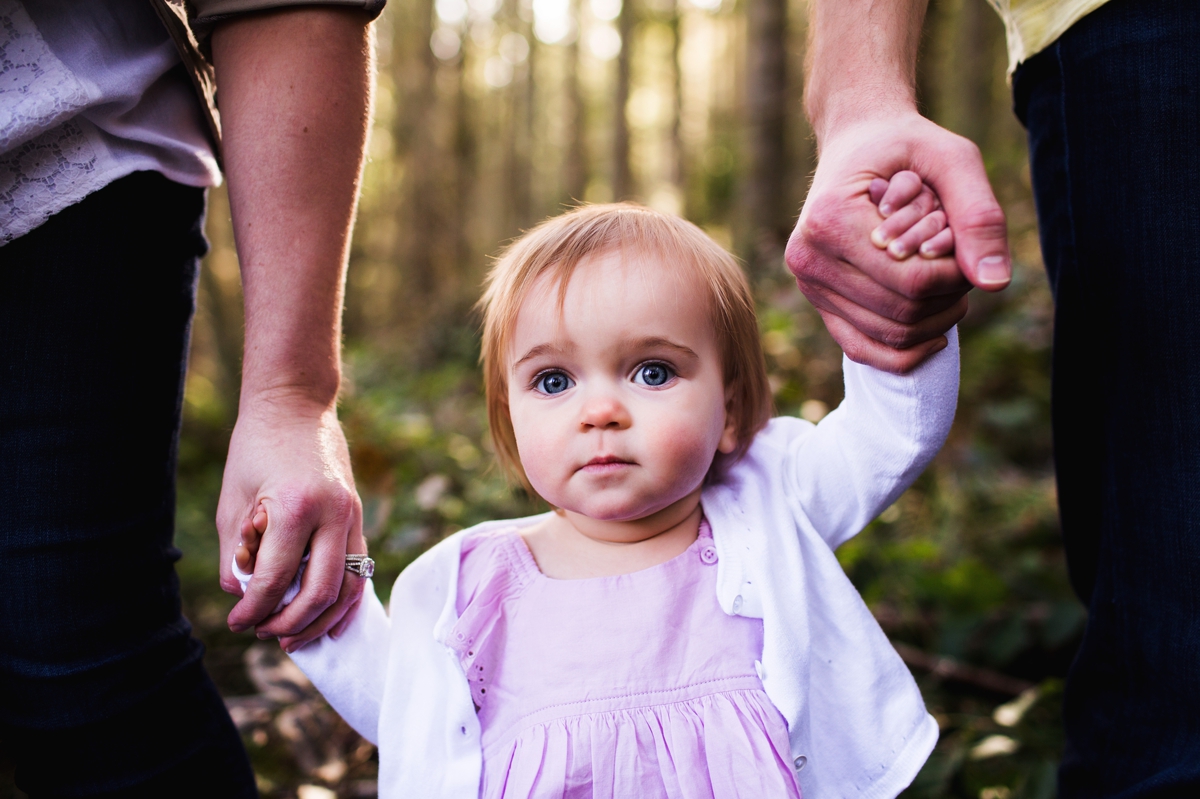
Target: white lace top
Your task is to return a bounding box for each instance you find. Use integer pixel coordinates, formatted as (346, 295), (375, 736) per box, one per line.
(0, 0), (221, 245)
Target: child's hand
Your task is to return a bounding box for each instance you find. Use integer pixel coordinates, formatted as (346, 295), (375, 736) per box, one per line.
(868, 170), (955, 260)
(234, 502), (268, 574)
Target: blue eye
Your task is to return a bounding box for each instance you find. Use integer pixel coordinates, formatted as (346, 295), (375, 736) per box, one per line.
(634, 362), (674, 387)
(535, 371), (573, 395)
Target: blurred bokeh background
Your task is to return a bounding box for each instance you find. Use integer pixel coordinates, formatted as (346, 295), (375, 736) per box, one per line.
(173, 0), (1072, 796)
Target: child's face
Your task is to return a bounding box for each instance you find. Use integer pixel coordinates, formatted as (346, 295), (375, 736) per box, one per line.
(507, 249), (737, 525)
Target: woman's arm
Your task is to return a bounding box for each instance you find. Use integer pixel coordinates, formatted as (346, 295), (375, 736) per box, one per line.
(209, 7), (374, 645)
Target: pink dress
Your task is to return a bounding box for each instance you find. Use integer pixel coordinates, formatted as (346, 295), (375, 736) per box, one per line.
(450, 520), (803, 799)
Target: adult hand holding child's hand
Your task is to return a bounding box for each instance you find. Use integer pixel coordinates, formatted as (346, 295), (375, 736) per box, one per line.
(785, 0), (1011, 375)
(786, 112), (1011, 373)
(217, 399), (366, 651)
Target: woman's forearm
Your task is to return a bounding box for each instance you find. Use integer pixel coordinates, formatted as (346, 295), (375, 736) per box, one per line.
(212, 7), (373, 414)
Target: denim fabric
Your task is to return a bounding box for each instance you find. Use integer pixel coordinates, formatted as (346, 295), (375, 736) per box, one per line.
(1014, 2), (1200, 796)
(0, 171), (255, 796)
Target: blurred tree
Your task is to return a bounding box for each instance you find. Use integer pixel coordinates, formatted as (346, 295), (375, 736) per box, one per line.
(613, 0), (635, 199)
(743, 0), (789, 278)
(564, 0), (590, 203)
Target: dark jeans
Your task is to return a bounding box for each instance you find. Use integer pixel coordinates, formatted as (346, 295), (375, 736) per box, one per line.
(0, 172), (256, 797)
(1014, 1), (1200, 796)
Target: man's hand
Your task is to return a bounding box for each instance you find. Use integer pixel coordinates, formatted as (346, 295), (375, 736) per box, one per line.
(790, 0), (1009, 374)
(786, 112), (1009, 372)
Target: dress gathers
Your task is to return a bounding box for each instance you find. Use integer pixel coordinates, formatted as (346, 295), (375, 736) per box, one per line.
(450, 520), (803, 799)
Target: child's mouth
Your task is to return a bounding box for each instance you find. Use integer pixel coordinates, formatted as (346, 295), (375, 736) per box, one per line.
(579, 456), (634, 473)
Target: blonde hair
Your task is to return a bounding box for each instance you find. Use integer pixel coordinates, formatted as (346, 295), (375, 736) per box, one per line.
(478, 203), (772, 493)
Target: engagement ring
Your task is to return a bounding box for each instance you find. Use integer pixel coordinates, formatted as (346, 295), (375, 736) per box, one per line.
(345, 554), (375, 578)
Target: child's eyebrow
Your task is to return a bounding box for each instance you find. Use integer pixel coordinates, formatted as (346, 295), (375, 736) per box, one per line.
(628, 336), (700, 361)
(512, 337), (699, 370)
(513, 343), (570, 369)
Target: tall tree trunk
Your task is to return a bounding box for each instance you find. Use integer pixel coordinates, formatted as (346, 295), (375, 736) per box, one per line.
(743, 0), (788, 279)
(505, 26), (534, 230)
(390, 0), (461, 348)
(198, 186), (244, 412)
(392, 0), (436, 300)
(612, 0), (635, 200)
(564, 0), (588, 204)
(452, 48), (476, 278)
(955, 0), (994, 149)
(667, 0), (685, 196)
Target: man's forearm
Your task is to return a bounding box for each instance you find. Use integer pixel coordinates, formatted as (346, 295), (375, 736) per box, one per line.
(212, 8), (373, 412)
(787, 0), (1007, 373)
(805, 0), (928, 143)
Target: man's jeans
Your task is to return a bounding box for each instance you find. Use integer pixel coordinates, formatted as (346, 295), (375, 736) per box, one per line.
(0, 172), (256, 796)
(1014, 1), (1200, 795)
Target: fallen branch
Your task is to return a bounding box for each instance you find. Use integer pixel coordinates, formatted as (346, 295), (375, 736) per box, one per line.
(891, 641), (1035, 696)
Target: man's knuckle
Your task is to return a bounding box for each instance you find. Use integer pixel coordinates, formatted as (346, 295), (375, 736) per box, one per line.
(890, 300), (924, 325)
(874, 316), (925, 348)
(841, 340), (865, 363)
(960, 203), (1007, 235)
(893, 267), (936, 301)
(894, 353), (922, 374)
(950, 297), (970, 324)
(797, 200), (844, 248)
(949, 136), (983, 164)
(783, 242), (810, 276)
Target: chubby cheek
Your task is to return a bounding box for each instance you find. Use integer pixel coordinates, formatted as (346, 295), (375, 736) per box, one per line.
(509, 404), (570, 502)
(648, 413), (725, 493)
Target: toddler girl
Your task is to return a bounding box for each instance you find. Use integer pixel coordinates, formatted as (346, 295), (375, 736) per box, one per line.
(235, 177), (958, 798)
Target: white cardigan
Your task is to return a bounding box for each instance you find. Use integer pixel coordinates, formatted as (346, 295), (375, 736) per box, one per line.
(276, 330), (959, 799)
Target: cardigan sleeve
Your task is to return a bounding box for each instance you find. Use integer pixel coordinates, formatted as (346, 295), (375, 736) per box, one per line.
(288, 579), (392, 744)
(233, 556), (391, 744)
(784, 327), (959, 550)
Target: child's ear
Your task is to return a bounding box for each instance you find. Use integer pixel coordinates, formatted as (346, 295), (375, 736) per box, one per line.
(718, 411), (738, 454)
(717, 386), (738, 454)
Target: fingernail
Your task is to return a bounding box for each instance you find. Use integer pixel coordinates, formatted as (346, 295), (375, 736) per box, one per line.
(256, 631), (271, 640)
(977, 255), (1011, 286)
(888, 240), (908, 258)
(229, 623), (247, 633)
(879, 203), (893, 216)
(871, 228), (890, 248)
(920, 242), (935, 257)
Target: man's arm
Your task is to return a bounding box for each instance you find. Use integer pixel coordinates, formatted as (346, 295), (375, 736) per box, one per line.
(211, 7), (373, 648)
(786, 0), (1010, 373)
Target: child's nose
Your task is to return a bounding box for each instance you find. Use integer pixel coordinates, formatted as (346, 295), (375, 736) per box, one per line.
(579, 392), (631, 430)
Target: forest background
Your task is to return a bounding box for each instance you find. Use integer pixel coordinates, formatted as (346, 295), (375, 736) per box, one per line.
(171, 0), (1071, 796)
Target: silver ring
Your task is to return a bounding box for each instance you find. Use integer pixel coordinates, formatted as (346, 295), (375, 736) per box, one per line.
(345, 554), (375, 578)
